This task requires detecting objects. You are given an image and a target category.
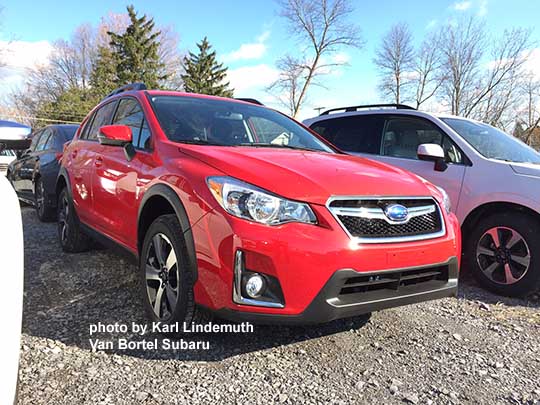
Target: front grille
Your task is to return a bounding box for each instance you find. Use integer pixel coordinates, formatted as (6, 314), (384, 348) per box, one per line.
(339, 265), (449, 296)
(328, 197), (444, 243)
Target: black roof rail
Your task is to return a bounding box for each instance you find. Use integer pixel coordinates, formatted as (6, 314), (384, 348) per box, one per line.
(320, 104), (416, 115)
(104, 83), (147, 100)
(235, 98), (264, 106)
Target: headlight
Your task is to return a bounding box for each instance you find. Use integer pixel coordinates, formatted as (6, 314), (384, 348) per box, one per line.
(207, 176), (317, 225)
(436, 186), (451, 214)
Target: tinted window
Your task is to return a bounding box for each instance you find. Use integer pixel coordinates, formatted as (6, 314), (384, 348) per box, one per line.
(87, 101), (117, 141)
(382, 117), (463, 164)
(35, 129), (52, 151)
(58, 125), (78, 142)
(310, 115), (385, 154)
(80, 114), (95, 140)
(29, 130), (43, 151)
(112, 98), (150, 149)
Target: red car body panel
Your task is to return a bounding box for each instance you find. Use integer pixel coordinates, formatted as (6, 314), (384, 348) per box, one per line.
(61, 90), (461, 321)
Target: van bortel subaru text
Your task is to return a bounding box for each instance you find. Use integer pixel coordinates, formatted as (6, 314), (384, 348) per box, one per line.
(56, 83), (461, 327)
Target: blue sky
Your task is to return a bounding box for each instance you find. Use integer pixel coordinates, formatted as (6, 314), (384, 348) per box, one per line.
(1, 0), (539, 119)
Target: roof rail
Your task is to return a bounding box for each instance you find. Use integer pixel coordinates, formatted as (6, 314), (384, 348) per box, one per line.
(320, 104), (416, 115)
(104, 83), (147, 100)
(235, 98), (264, 106)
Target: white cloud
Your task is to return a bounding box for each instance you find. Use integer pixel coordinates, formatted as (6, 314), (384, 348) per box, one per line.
(0, 40), (53, 97)
(478, 0), (488, 16)
(222, 30), (270, 63)
(522, 48), (540, 80)
(227, 64), (279, 94)
(426, 19), (438, 30)
(452, 1), (472, 11)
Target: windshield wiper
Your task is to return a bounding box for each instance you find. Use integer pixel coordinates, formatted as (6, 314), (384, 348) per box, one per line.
(238, 142), (321, 152)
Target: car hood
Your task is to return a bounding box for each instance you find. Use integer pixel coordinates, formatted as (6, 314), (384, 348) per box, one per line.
(179, 145), (434, 205)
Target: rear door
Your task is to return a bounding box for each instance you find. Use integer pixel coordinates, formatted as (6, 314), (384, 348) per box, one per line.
(10, 130), (42, 196)
(70, 101), (117, 224)
(310, 114), (468, 212)
(91, 97), (150, 249)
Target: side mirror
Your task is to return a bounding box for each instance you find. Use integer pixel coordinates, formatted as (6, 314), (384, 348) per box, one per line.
(98, 125), (135, 161)
(417, 143), (447, 172)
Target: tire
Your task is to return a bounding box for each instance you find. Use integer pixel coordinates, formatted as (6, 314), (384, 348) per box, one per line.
(465, 212), (540, 297)
(57, 187), (91, 253)
(35, 177), (56, 222)
(139, 214), (209, 334)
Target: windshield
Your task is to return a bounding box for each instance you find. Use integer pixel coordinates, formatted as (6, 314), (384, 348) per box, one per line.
(442, 118), (540, 164)
(149, 95), (334, 153)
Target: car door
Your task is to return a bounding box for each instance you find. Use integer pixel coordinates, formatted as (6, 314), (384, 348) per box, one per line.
(20, 129), (51, 200)
(310, 114), (468, 212)
(37, 128), (63, 200)
(91, 97), (148, 248)
(70, 101), (117, 224)
(9, 130), (41, 196)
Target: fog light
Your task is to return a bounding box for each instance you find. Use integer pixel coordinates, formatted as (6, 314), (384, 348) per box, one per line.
(245, 274), (265, 298)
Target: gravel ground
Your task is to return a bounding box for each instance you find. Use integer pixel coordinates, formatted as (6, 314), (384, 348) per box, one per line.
(17, 206), (540, 405)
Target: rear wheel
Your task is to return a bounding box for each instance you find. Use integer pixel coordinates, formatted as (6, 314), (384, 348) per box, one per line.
(465, 212), (540, 297)
(35, 178), (56, 222)
(57, 187), (91, 253)
(140, 214), (209, 334)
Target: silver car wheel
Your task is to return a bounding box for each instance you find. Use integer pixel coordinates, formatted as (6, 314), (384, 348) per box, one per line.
(476, 226), (531, 285)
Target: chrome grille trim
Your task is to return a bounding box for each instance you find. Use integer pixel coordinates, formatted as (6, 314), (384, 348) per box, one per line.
(327, 196), (446, 244)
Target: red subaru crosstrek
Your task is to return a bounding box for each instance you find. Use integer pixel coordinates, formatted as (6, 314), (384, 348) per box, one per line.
(56, 84), (461, 326)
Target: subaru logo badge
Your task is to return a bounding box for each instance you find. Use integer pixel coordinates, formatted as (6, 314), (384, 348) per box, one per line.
(384, 204), (409, 222)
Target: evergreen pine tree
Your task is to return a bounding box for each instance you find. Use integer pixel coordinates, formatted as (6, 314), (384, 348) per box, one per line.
(90, 45), (119, 98)
(181, 37), (234, 97)
(108, 5), (166, 88)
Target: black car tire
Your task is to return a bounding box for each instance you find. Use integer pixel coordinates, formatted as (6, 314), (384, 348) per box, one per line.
(465, 212), (540, 297)
(140, 214), (210, 335)
(35, 177), (56, 222)
(57, 187), (91, 253)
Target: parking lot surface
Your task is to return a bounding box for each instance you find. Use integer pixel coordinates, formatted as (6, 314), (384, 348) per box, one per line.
(17, 207), (540, 404)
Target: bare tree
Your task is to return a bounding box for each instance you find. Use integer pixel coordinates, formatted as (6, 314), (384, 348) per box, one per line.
(373, 22), (414, 104)
(464, 28), (532, 119)
(410, 33), (444, 109)
(438, 18), (486, 116)
(516, 73), (540, 145)
(270, 0), (362, 117)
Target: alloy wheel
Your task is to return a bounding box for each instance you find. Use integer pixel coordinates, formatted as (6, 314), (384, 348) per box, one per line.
(476, 226), (531, 285)
(58, 194), (69, 244)
(145, 233), (179, 320)
(36, 181), (45, 216)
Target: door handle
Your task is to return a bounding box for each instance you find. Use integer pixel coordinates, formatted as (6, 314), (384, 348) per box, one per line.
(95, 156), (103, 167)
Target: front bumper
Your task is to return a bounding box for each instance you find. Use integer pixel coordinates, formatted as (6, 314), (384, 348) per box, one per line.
(191, 202), (461, 322)
(215, 257), (458, 324)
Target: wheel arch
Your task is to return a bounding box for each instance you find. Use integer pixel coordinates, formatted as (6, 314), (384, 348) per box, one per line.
(55, 167), (71, 199)
(462, 201), (540, 242)
(137, 183), (198, 281)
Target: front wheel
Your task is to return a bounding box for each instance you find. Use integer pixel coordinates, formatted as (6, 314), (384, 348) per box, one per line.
(139, 214), (209, 334)
(465, 212), (540, 297)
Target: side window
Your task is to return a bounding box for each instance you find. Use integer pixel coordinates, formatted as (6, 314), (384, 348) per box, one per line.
(87, 101), (117, 141)
(44, 130), (57, 150)
(382, 117), (464, 164)
(35, 129), (52, 151)
(79, 115), (94, 140)
(112, 98), (151, 149)
(29, 130), (43, 151)
(139, 119), (151, 149)
(310, 115), (385, 154)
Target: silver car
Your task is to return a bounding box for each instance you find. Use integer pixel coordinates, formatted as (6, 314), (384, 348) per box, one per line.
(305, 104), (540, 297)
